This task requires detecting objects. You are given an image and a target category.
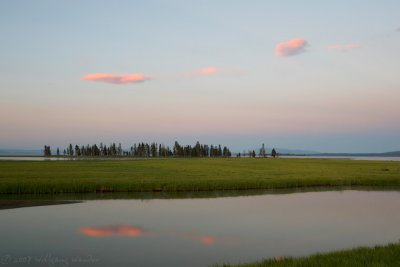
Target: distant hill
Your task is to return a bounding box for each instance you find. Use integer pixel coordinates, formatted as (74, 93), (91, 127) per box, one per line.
(292, 151), (400, 157)
(379, 151), (400, 157)
(0, 149), (42, 155)
(275, 148), (320, 155)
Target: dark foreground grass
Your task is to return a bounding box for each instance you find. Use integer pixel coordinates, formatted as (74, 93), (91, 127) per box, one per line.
(0, 158), (399, 194)
(214, 243), (400, 267)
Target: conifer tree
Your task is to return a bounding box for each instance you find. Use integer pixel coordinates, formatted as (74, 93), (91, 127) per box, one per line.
(259, 143), (266, 158)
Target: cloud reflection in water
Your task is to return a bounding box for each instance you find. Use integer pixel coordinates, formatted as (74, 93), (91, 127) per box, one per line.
(80, 225), (220, 246)
(80, 225), (145, 237)
(191, 235), (218, 245)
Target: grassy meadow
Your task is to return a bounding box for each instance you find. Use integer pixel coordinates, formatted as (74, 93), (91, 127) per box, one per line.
(0, 158), (399, 194)
(215, 242), (400, 267)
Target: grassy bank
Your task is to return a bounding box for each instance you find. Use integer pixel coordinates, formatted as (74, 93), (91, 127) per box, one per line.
(0, 158), (399, 194)
(215, 242), (400, 267)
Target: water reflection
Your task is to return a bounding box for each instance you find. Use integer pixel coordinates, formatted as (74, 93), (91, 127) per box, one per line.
(0, 200), (80, 210)
(3, 186), (399, 201)
(80, 225), (146, 237)
(1, 190), (400, 267)
(80, 224), (219, 246)
(189, 234), (218, 245)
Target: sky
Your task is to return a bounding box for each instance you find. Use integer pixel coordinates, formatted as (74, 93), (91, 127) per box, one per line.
(1, 0), (399, 153)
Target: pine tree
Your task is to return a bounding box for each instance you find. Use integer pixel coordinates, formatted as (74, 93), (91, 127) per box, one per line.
(75, 145), (81, 156)
(174, 141), (182, 157)
(69, 144), (74, 156)
(259, 143), (266, 158)
(118, 143), (122, 156)
(43, 145), (51, 156)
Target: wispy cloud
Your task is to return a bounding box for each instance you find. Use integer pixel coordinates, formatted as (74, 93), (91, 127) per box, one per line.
(80, 225), (146, 237)
(275, 38), (308, 57)
(193, 66), (243, 77)
(327, 43), (361, 52)
(81, 73), (149, 85)
(198, 67), (219, 75)
(81, 66), (238, 85)
(175, 66), (222, 79)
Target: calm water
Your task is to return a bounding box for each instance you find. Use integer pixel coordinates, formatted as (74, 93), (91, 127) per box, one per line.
(1, 190), (400, 267)
(0, 157), (71, 161)
(1, 156), (400, 161)
(280, 155), (400, 161)
(0, 157), (147, 161)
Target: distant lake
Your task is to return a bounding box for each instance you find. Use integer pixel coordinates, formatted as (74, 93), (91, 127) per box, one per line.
(1, 156), (400, 161)
(0, 157), (143, 161)
(281, 155), (400, 161)
(1, 190), (400, 266)
(0, 156), (72, 161)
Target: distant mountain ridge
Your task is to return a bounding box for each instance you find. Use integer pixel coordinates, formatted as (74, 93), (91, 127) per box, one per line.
(274, 148), (320, 155)
(0, 149), (42, 155)
(285, 151), (400, 157)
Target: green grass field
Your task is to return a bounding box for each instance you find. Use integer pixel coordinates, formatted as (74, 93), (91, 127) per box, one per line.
(215, 242), (400, 267)
(0, 158), (399, 194)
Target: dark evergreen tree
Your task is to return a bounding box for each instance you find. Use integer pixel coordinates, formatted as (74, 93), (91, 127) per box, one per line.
(151, 143), (158, 157)
(259, 143), (266, 158)
(43, 145), (51, 156)
(174, 141), (183, 157)
(117, 143), (122, 156)
(69, 144), (74, 156)
(222, 146), (228, 157)
(75, 145), (81, 156)
(56, 141), (232, 158)
(204, 145), (210, 157)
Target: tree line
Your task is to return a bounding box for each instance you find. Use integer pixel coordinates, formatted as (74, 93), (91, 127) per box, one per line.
(236, 144), (278, 158)
(43, 142), (279, 158)
(43, 141), (232, 158)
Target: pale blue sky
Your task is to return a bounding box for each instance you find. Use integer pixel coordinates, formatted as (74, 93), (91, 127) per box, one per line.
(1, 1), (399, 152)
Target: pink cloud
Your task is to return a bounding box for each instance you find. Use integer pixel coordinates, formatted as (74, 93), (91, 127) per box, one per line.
(275, 38), (308, 57)
(81, 73), (149, 85)
(327, 44), (361, 52)
(80, 225), (145, 237)
(198, 67), (218, 75)
(174, 66), (221, 79)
